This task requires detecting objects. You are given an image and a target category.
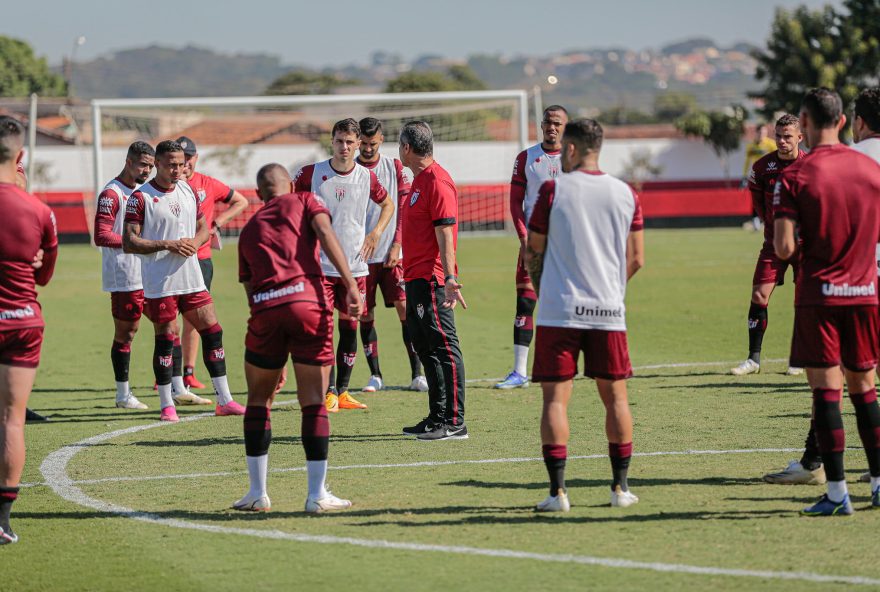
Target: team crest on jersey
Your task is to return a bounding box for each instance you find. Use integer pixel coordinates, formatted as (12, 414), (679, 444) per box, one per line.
(416, 304), (424, 318)
(548, 164), (560, 178)
(168, 199), (182, 217)
(197, 188), (207, 203)
(767, 161), (777, 171)
(335, 187), (346, 201)
(410, 190), (420, 206)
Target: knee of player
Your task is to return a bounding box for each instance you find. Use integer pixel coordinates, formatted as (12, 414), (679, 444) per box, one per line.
(750, 290), (771, 307)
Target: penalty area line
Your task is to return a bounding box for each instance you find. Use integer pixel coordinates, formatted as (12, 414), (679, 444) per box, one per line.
(37, 419), (880, 586)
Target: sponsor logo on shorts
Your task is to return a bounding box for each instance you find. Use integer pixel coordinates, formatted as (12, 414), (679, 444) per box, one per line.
(821, 281), (876, 297)
(0, 305), (36, 320)
(158, 355), (172, 368)
(342, 353), (356, 366)
(252, 282), (305, 304)
(574, 306), (623, 318)
(416, 303), (424, 319)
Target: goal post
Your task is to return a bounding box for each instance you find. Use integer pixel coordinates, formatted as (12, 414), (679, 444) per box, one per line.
(89, 90), (530, 237)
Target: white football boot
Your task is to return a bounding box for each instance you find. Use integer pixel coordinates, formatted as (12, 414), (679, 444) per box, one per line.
(730, 359), (760, 376)
(535, 489), (571, 512)
(611, 486), (639, 508)
(305, 491), (352, 514)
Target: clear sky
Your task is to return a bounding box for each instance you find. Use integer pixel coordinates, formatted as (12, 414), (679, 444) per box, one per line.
(4, 0), (843, 67)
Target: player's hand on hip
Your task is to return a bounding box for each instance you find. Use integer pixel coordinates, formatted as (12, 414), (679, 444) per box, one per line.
(31, 248), (44, 269)
(443, 278), (467, 310)
(358, 232), (379, 262)
(385, 243), (401, 268)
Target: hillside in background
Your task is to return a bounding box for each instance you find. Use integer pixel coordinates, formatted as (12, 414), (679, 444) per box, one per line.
(66, 39), (761, 113)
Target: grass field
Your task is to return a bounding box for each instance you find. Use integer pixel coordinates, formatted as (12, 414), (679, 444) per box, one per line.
(7, 229), (880, 591)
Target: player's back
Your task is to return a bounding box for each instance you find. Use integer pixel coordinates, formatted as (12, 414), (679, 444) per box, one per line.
(776, 144), (880, 306)
(0, 183), (55, 326)
(534, 171), (641, 331)
(239, 191), (327, 312)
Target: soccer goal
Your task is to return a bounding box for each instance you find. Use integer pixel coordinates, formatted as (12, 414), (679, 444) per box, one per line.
(88, 90), (531, 237)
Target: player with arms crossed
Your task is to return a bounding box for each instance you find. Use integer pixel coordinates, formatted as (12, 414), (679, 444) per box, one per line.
(234, 164), (360, 513)
(94, 141), (155, 410)
(123, 140), (244, 422)
(773, 88), (880, 516)
(497, 105), (568, 389)
(525, 118), (645, 512)
(731, 114), (805, 378)
(0, 116), (58, 543)
(294, 118), (393, 412)
(177, 136), (249, 391)
(356, 117), (427, 393)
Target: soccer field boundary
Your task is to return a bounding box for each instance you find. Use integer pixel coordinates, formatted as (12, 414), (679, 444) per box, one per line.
(465, 357), (788, 384)
(38, 415), (880, 587)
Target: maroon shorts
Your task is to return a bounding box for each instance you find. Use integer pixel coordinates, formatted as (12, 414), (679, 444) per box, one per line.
(515, 251), (532, 286)
(753, 242), (797, 286)
(532, 325), (633, 382)
(322, 276), (367, 315)
(245, 301), (334, 368)
(110, 290), (145, 322)
(0, 327), (44, 368)
(144, 291), (213, 324)
(790, 305), (879, 371)
(365, 263), (405, 309)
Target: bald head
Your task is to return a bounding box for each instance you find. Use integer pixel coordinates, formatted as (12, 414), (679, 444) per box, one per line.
(256, 163), (292, 202)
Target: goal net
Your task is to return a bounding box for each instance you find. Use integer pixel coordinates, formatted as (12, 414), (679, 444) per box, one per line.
(87, 91), (529, 238)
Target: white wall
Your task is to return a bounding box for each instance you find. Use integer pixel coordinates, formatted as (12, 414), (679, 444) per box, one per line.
(26, 138), (746, 193)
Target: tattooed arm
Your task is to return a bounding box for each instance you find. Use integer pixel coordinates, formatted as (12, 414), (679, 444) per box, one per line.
(525, 230), (547, 297)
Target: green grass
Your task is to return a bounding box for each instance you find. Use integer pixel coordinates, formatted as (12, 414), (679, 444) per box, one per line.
(7, 229), (879, 591)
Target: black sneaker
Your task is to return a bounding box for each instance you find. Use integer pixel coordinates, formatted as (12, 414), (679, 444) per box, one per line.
(0, 525), (18, 545)
(417, 423), (469, 441)
(402, 417), (434, 436)
(25, 408), (48, 423)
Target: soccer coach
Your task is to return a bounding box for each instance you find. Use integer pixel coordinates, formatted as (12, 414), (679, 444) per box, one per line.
(398, 121), (468, 441)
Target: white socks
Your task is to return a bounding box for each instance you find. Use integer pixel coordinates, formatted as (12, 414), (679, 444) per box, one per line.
(306, 460), (328, 499)
(158, 384), (174, 410)
(246, 455), (268, 498)
(115, 381), (130, 402)
(513, 345), (529, 376)
(171, 375), (186, 395)
(827, 480), (848, 503)
(212, 375), (232, 405)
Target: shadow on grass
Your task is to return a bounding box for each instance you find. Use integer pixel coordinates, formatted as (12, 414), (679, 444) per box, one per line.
(127, 433), (409, 447)
(443, 476), (761, 490)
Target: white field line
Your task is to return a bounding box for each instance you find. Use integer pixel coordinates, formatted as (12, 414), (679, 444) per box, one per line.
(466, 357), (788, 384)
(37, 415), (880, 586)
(23, 447), (806, 489)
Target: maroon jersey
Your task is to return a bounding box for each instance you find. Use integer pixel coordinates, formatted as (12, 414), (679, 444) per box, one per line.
(402, 162), (458, 282)
(773, 144), (880, 306)
(0, 183), (58, 331)
(748, 150), (806, 241)
(188, 171), (234, 260)
(238, 191), (330, 313)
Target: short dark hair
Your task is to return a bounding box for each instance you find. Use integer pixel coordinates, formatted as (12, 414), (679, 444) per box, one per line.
(775, 113), (800, 129)
(359, 117), (383, 137)
(399, 121), (433, 157)
(543, 105), (568, 119)
(801, 88), (843, 129)
(0, 115), (25, 164)
(155, 140), (183, 158)
(127, 141), (155, 160)
(332, 118), (360, 137)
(854, 87), (880, 134)
(563, 118), (603, 154)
